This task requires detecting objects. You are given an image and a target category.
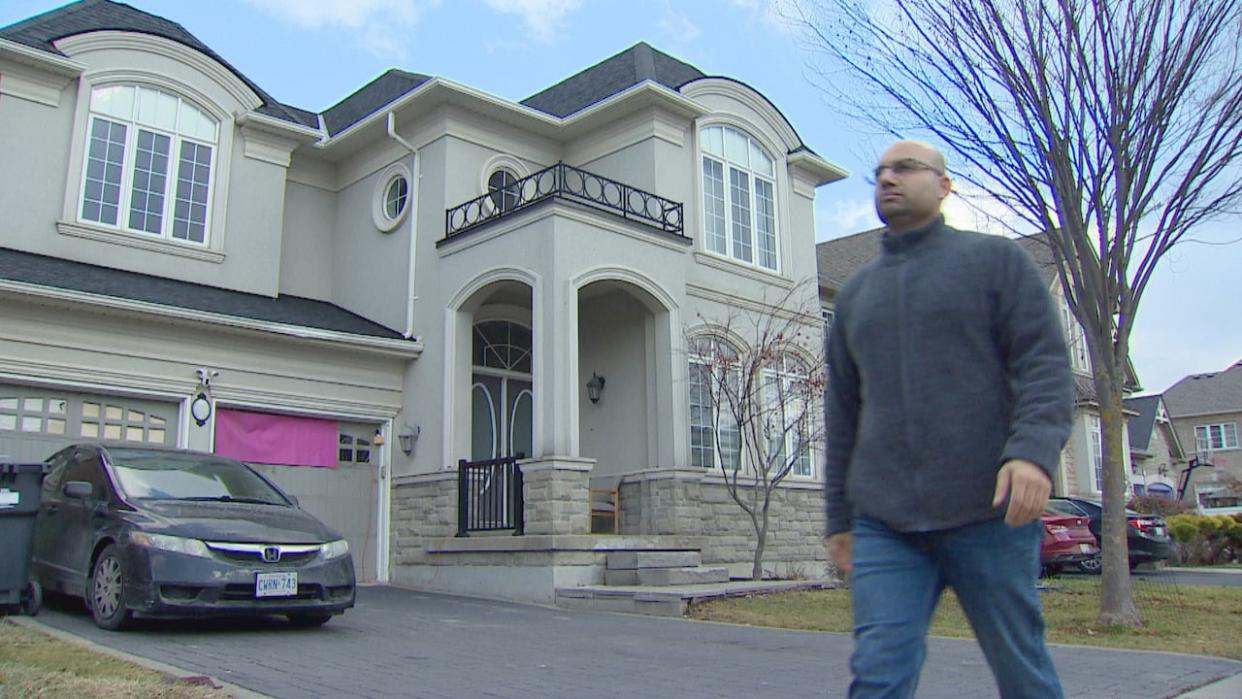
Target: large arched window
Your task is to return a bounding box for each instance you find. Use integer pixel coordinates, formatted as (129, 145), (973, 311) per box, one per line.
(700, 125), (778, 271)
(78, 84), (218, 245)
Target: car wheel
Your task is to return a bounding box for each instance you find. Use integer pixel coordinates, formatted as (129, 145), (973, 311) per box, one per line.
(21, 579), (42, 616)
(89, 545), (132, 631)
(286, 612), (333, 627)
(1076, 555), (1102, 574)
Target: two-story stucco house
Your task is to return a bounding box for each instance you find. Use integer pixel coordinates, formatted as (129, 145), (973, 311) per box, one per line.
(1123, 394), (1183, 499)
(816, 228), (1139, 501)
(0, 1), (844, 603)
(1163, 360), (1242, 514)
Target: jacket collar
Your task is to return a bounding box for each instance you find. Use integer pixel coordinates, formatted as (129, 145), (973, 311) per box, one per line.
(880, 214), (945, 254)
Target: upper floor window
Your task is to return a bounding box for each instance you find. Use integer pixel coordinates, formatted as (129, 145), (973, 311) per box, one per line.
(79, 84), (218, 245)
(487, 169), (520, 214)
(700, 125), (778, 271)
(1195, 422), (1238, 452)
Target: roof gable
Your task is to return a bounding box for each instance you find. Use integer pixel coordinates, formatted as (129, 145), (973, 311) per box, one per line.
(1124, 395), (1162, 450)
(520, 41), (704, 118)
(1163, 360), (1242, 416)
(0, 0), (311, 128)
(321, 69), (432, 136)
(815, 227), (882, 295)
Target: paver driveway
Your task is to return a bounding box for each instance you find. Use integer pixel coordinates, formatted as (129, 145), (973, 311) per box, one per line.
(27, 585), (1242, 698)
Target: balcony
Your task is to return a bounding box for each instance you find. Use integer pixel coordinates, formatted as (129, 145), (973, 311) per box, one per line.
(443, 163), (685, 243)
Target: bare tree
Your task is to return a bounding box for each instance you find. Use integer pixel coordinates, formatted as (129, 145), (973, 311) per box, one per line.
(788, 0), (1242, 625)
(689, 285), (827, 580)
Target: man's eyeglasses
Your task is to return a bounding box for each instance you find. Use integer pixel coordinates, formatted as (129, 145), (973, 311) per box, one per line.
(869, 158), (944, 183)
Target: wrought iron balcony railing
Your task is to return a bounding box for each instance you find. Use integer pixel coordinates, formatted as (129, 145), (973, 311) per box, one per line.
(443, 162), (685, 241)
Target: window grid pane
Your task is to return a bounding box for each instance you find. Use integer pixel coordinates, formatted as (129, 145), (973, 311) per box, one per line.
(173, 140), (212, 243)
(702, 158), (728, 255)
(729, 168), (753, 262)
(82, 118), (127, 225)
(754, 178), (776, 270)
(128, 129), (171, 235)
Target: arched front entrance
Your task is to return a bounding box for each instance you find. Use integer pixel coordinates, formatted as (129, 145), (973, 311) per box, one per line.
(471, 319), (533, 460)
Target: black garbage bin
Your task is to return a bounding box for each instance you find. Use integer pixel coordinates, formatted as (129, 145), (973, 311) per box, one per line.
(0, 462), (47, 616)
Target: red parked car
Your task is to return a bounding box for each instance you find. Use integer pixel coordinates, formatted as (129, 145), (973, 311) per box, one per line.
(1039, 510), (1098, 576)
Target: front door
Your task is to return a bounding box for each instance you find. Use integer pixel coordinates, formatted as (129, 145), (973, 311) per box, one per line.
(470, 320), (533, 461)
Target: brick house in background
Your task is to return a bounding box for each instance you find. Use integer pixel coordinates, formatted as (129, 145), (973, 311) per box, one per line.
(1163, 360), (1242, 513)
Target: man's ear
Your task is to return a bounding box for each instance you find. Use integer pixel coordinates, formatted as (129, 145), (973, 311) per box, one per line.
(938, 174), (952, 200)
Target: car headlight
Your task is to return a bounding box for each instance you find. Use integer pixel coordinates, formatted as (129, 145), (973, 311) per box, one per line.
(130, 532), (211, 557)
(320, 539), (350, 560)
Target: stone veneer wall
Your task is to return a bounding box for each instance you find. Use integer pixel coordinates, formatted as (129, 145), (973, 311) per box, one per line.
(617, 469), (827, 578)
(390, 472), (457, 570)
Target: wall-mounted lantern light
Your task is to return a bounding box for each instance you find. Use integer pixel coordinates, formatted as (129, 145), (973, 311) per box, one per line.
(586, 372), (606, 404)
(398, 425), (421, 455)
(190, 392), (212, 426)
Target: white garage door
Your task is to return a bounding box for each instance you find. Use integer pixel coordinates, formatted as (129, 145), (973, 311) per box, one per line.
(245, 423), (381, 583)
(0, 385), (178, 462)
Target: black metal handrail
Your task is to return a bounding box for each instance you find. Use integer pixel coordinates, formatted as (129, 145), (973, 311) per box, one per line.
(456, 453), (525, 537)
(444, 163), (685, 240)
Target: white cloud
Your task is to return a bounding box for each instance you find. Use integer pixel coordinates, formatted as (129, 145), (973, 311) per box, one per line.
(241, 0), (436, 60)
(658, 9), (701, 43)
(942, 181), (1031, 237)
(828, 197), (878, 234)
(484, 0), (582, 43)
(733, 0), (802, 36)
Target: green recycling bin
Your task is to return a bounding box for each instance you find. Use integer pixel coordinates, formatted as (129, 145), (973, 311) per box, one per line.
(1, 462), (47, 615)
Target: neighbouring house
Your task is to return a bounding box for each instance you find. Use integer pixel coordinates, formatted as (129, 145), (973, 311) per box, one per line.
(0, 1), (845, 602)
(1163, 360), (1242, 514)
(1124, 395), (1183, 499)
(816, 228), (1140, 501)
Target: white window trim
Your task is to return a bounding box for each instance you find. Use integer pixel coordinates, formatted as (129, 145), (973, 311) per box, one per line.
(372, 162), (412, 232)
(688, 338), (743, 472)
(1194, 422), (1239, 452)
(59, 70), (233, 261)
(697, 123), (782, 274)
(1088, 414), (1103, 493)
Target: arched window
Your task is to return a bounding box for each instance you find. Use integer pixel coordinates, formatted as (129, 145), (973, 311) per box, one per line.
(79, 84), (219, 245)
(700, 125), (778, 271)
(687, 336), (742, 470)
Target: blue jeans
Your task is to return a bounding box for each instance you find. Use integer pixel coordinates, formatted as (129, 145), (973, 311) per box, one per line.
(848, 515), (1063, 699)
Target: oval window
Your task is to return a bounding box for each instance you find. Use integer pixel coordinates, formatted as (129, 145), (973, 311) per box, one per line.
(372, 162), (412, 232)
(384, 176), (408, 220)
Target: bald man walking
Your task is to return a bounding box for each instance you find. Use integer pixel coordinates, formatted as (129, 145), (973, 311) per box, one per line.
(824, 141), (1074, 698)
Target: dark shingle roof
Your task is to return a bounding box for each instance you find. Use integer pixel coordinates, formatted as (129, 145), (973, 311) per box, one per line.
(1013, 234), (1059, 285)
(0, 247), (403, 340)
(1163, 360), (1242, 417)
(1124, 395), (1162, 451)
(321, 69), (432, 136)
(0, 0), (310, 129)
(520, 42), (704, 118)
(815, 227), (882, 294)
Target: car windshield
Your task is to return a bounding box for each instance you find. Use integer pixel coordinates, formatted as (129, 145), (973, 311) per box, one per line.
(107, 451), (289, 505)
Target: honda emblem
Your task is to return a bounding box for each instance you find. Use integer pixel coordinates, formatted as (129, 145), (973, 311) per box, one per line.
(262, 546), (281, 563)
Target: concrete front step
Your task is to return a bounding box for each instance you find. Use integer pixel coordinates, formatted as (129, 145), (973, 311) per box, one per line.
(555, 579), (836, 617)
(606, 551), (701, 570)
(605, 565), (730, 586)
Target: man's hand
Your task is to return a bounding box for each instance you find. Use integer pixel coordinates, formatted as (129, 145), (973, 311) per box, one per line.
(826, 532), (853, 578)
(992, 459), (1052, 526)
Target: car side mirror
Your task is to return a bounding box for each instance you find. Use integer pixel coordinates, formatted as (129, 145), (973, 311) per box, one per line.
(287, 494), (299, 507)
(63, 481), (93, 499)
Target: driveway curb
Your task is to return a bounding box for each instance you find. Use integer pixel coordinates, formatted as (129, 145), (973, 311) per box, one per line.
(8, 616), (269, 699)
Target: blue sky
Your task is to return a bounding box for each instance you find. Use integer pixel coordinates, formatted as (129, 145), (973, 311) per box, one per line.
(3, 0), (1237, 393)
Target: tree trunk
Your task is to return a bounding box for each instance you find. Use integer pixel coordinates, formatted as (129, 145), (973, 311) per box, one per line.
(1095, 358), (1141, 626)
(752, 520), (767, 581)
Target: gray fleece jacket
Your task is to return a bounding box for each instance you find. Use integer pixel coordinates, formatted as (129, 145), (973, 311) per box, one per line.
(824, 217), (1073, 536)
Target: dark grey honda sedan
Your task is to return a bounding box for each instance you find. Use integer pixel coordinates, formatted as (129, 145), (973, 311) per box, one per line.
(32, 443), (355, 630)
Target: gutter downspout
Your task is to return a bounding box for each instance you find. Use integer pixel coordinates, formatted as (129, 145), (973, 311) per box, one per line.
(388, 111), (419, 339)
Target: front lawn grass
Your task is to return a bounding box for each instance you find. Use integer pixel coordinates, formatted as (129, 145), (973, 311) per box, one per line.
(688, 577), (1242, 660)
(0, 619), (227, 698)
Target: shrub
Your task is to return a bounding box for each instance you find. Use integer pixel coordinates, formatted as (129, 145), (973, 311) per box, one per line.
(1166, 513), (1241, 565)
(1128, 494), (1196, 516)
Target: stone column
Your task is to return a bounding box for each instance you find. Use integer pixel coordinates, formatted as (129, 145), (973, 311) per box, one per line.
(521, 457), (593, 535)
(623, 468), (706, 535)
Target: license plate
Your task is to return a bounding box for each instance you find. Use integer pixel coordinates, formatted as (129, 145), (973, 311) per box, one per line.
(1153, 527), (1165, 537)
(256, 572), (298, 598)
(1079, 543), (1093, 553)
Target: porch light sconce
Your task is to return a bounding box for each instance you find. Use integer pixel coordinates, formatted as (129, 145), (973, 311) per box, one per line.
(398, 425), (420, 455)
(586, 373), (606, 404)
(189, 391), (212, 427)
